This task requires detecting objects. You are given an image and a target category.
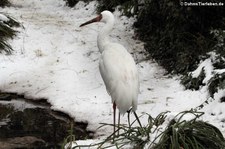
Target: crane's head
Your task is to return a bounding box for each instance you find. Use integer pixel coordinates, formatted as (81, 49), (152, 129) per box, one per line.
(80, 10), (114, 27)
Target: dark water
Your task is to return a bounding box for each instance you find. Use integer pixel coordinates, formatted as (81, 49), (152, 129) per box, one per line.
(0, 93), (93, 149)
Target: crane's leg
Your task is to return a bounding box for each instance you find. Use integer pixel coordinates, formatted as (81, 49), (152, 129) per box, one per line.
(113, 102), (116, 142)
(127, 110), (132, 137)
(127, 110), (131, 129)
(118, 112), (120, 136)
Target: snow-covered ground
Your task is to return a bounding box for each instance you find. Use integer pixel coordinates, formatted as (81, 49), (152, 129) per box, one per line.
(1, 0), (224, 148)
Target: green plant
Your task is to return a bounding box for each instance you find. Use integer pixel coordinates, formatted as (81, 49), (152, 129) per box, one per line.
(181, 30), (225, 99)
(62, 121), (76, 149)
(134, 0), (225, 74)
(64, 0), (79, 7)
(0, 14), (19, 54)
(97, 0), (139, 16)
(64, 0), (92, 7)
(70, 110), (225, 149)
(97, 0), (125, 12)
(208, 72), (225, 97)
(152, 111), (225, 149)
(0, 0), (10, 7)
(181, 68), (206, 90)
(71, 112), (168, 149)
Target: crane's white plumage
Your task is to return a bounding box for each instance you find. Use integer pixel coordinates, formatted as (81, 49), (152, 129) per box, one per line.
(97, 11), (139, 115)
(99, 43), (139, 114)
(80, 11), (139, 139)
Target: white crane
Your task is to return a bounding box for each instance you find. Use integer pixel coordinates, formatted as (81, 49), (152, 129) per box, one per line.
(80, 10), (140, 141)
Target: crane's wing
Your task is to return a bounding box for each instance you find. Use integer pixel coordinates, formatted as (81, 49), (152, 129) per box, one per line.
(99, 44), (139, 114)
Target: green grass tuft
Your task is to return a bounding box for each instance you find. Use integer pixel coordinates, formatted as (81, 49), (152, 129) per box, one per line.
(70, 110), (225, 149)
(153, 111), (225, 149)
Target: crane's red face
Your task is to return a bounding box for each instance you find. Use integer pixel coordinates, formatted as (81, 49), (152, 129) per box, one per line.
(79, 14), (102, 27)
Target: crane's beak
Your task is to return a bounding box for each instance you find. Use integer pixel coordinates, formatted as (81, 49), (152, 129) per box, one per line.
(79, 14), (102, 27)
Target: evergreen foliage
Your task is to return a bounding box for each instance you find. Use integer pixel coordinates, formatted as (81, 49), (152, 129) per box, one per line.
(0, 0), (10, 7)
(0, 14), (19, 54)
(134, 0), (225, 74)
(181, 30), (225, 99)
(181, 68), (206, 90)
(64, 0), (79, 7)
(97, 0), (139, 16)
(208, 72), (225, 97)
(97, 0), (141, 17)
(97, 0), (130, 12)
(64, 0), (93, 7)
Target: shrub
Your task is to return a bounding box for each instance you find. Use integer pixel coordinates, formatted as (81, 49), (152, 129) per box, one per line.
(181, 68), (206, 90)
(0, 14), (19, 54)
(0, 0), (10, 7)
(181, 30), (225, 99)
(64, 0), (93, 7)
(134, 0), (225, 74)
(64, 0), (79, 7)
(97, 0), (130, 12)
(97, 0), (139, 16)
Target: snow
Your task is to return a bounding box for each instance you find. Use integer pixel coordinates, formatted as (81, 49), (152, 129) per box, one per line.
(0, 13), (9, 22)
(191, 52), (215, 83)
(0, 99), (46, 111)
(1, 0), (225, 148)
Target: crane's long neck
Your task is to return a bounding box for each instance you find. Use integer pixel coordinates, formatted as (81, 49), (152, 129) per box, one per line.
(97, 19), (114, 53)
